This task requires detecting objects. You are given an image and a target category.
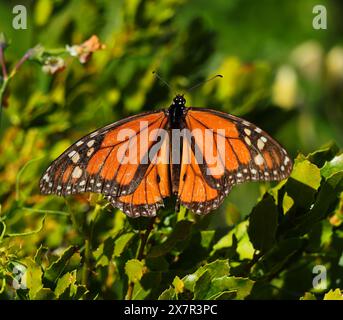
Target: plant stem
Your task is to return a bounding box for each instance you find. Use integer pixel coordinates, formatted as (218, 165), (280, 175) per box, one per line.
(81, 238), (91, 287)
(81, 204), (101, 288)
(10, 50), (33, 78)
(125, 217), (156, 300)
(0, 46), (8, 80)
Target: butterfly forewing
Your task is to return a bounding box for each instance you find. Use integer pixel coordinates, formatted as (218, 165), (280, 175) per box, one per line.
(40, 111), (169, 202)
(176, 108), (293, 214)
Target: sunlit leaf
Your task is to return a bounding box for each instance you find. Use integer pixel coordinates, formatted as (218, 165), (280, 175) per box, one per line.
(125, 259), (144, 284)
(323, 289), (343, 300)
(44, 246), (77, 284)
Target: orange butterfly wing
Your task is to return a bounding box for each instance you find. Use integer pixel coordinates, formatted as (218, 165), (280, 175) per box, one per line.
(107, 130), (171, 217)
(40, 111), (171, 216)
(177, 108), (293, 214)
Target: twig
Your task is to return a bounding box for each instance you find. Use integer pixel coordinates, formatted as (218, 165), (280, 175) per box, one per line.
(81, 238), (91, 286)
(81, 204), (101, 288)
(125, 217), (156, 300)
(0, 46), (8, 80)
(10, 49), (33, 78)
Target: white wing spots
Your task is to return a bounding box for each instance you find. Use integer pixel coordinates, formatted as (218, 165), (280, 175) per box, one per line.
(243, 168), (248, 173)
(281, 165), (285, 171)
(257, 139), (265, 150)
(87, 147), (95, 157)
(90, 131), (99, 138)
(42, 174), (50, 182)
(68, 150), (77, 158)
(264, 172), (269, 176)
(72, 166), (83, 179)
(273, 170), (278, 175)
(244, 128), (251, 136)
(284, 156), (290, 165)
(76, 140), (84, 146)
(254, 154), (264, 166)
(57, 185), (62, 190)
(255, 127), (262, 133)
(242, 120), (251, 126)
(261, 136), (267, 143)
(244, 136), (252, 146)
(79, 180), (86, 186)
(96, 182), (102, 187)
(251, 168), (257, 174)
(87, 140), (95, 147)
(71, 152), (80, 163)
(237, 172), (243, 178)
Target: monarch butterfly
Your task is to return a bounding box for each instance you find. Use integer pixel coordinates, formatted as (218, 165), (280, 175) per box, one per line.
(40, 94), (292, 217)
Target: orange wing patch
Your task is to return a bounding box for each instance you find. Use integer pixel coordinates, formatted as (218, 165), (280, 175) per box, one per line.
(177, 137), (223, 214)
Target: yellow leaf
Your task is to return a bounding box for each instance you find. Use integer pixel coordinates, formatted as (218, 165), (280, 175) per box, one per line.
(125, 259), (144, 283)
(172, 276), (184, 294)
(323, 289), (343, 300)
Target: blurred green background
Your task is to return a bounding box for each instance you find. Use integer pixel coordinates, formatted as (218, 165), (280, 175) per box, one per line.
(0, 0), (342, 300)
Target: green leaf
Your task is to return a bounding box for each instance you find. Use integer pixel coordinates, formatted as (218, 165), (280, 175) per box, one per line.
(25, 258), (43, 300)
(148, 220), (193, 258)
(212, 220), (247, 252)
(33, 288), (56, 300)
(323, 289), (343, 300)
(300, 292), (316, 300)
(44, 246), (77, 283)
(291, 156), (321, 189)
(194, 272), (254, 300)
(193, 270), (212, 299)
(286, 158), (321, 209)
(211, 290), (237, 300)
(200, 230), (215, 249)
(183, 259), (230, 292)
(248, 194), (278, 253)
(321, 154), (343, 179)
(172, 276), (184, 294)
(208, 276), (254, 300)
(54, 272), (76, 298)
(158, 287), (177, 300)
(132, 271), (162, 300)
(125, 259), (144, 283)
(54, 270), (87, 300)
(114, 233), (135, 257)
(34, 245), (49, 265)
(307, 142), (339, 167)
(250, 238), (304, 280)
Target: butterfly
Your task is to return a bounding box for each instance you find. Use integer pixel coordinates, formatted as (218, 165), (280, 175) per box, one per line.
(40, 94), (293, 217)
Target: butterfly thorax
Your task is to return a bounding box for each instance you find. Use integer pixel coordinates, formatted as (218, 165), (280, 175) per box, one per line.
(168, 94), (187, 129)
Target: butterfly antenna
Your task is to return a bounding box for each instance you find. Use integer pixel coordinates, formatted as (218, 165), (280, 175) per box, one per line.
(152, 71), (173, 90)
(187, 74), (223, 92)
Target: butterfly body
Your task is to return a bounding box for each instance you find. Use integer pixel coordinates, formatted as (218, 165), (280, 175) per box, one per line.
(40, 95), (293, 217)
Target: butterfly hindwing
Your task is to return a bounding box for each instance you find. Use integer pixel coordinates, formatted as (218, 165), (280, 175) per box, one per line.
(178, 108), (293, 214)
(107, 130), (171, 217)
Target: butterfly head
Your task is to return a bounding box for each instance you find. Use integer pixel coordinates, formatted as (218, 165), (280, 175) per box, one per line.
(173, 94), (186, 107)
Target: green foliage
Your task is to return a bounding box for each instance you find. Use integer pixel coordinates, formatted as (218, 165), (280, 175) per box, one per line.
(0, 0), (343, 300)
